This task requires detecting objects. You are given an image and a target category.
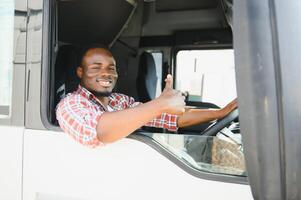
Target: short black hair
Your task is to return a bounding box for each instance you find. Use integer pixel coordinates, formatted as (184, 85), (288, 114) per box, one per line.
(78, 43), (110, 67)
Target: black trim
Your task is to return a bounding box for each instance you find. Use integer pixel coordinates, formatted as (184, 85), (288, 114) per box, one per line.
(140, 36), (174, 47)
(156, 0), (218, 12)
(140, 29), (232, 47)
(40, 0), (57, 131)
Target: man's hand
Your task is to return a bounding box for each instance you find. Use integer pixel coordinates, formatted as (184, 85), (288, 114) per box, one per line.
(219, 99), (238, 119)
(157, 74), (186, 115)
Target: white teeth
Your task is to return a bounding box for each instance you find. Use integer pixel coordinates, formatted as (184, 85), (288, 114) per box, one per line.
(99, 81), (111, 87)
(96, 78), (112, 87)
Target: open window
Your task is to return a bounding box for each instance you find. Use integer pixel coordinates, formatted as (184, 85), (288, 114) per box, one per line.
(41, 0), (247, 183)
(46, 0), (137, 125)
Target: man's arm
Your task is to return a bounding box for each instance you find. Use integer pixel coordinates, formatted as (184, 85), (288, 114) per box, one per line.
(177, 99), (237, 128)
(96, 74), (237, 143)
(96, 74), (185, 144)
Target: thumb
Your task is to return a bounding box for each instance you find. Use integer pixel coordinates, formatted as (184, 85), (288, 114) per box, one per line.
(164, 74), (173, 91)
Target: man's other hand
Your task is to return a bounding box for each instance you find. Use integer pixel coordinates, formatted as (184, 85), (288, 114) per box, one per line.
(219, 99), (238, 119)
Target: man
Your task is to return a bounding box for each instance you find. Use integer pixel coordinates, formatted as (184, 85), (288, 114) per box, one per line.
(56, 46), (237, 148)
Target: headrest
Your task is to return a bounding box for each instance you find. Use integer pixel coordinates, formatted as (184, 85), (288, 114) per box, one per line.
(136, 52), (158, 102)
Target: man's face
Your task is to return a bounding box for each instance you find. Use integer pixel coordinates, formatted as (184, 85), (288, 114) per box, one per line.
(77, 48), (118, 97)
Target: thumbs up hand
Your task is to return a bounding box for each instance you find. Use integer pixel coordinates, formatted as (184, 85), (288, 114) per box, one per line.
(157, 74), (186, 115)
(163, 74), (173, 91)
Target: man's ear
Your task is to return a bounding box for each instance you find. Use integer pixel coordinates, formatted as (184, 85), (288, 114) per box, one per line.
(76, 66), (83, 79)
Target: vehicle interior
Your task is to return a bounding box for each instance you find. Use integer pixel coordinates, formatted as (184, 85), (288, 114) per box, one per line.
(48, 0), (238, 137)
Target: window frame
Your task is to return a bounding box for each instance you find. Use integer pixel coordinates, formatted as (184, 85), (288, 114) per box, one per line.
(40, 0), (61, 131)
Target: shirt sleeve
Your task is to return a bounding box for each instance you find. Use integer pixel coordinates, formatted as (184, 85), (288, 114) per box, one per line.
(113, 93), (178, 131)
(145, 113), (178, 132)
(56, 98), (104, 148)
(125, 94), (141, 108)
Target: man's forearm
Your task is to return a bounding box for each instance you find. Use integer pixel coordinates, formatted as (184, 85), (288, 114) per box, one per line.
(96, 99), (164, 144)
(177, 109), (223, 128)
(177, 98), (238, 128)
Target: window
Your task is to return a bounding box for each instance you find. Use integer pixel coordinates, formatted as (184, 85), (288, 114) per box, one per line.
(176, 49), (236, 107)
(146, 133), (246, 176)
(140, 47), (246, 178)
(0, 0), (14, 118)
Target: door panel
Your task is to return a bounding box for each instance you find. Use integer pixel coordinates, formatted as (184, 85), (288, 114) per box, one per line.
(0, 126), (24, 200)
(23, 129), (252, 200)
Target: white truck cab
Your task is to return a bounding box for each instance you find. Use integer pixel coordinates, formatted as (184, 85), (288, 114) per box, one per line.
(0, 0), (300, 199)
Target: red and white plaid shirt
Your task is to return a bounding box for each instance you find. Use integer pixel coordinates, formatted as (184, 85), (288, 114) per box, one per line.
(56, 85), (178, 148)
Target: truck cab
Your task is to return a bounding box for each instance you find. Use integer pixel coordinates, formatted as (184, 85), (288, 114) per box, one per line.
(0, 0), (300, 199)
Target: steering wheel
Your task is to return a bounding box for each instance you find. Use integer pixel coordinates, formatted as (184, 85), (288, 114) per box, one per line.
(201, 108), (239, 137)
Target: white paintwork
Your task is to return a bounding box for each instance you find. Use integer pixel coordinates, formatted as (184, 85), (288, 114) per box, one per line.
(23, 129), (253, 200)
(0, 125), (24, 200)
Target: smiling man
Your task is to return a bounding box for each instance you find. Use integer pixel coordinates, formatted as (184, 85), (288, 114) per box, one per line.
(56, 46), (237, 148)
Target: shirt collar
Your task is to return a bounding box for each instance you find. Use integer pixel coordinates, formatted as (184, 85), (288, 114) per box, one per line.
(77, 85), (113, 109)
(77, 85), (94, 99)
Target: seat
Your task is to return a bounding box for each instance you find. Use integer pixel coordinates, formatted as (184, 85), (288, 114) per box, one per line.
(52, 45), (80, 124)
(136, 52), (158, 103)
(136, 52), (167, 132)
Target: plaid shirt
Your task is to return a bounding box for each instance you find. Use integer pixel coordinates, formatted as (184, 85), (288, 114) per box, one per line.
(56, 85), (178, 148)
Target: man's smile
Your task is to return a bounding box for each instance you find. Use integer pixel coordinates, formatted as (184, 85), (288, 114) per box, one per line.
(96, 78), (114, 88)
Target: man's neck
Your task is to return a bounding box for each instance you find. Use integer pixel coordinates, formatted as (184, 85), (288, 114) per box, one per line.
(96, 96), (109, 107)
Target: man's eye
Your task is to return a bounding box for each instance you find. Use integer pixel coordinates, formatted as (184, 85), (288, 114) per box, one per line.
(88, 67), (100, 73)
(91, 66), (100, 70)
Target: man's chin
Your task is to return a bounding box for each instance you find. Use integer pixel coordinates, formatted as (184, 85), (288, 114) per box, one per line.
(90, 90), (112, 97)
